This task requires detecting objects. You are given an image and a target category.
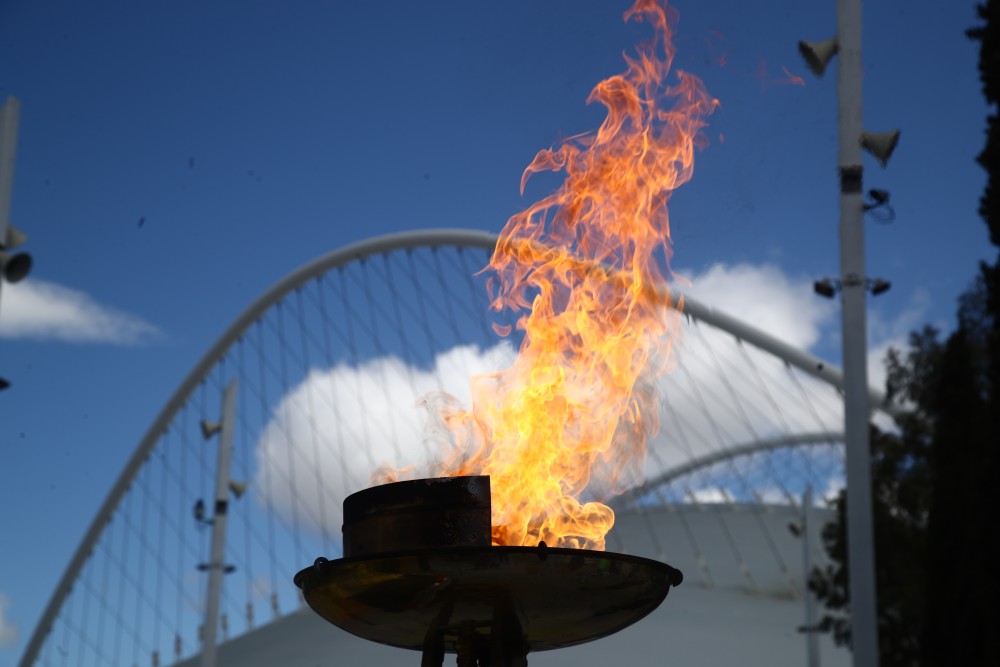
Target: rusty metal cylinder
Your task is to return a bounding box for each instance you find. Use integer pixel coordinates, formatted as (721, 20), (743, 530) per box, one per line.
(342, 476), (491, 557)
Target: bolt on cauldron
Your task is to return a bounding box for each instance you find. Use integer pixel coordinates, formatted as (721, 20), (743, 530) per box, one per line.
(294, 475), (683, 667)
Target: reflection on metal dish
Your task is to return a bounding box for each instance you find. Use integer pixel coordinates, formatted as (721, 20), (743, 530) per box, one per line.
(295, 544), (682, 664)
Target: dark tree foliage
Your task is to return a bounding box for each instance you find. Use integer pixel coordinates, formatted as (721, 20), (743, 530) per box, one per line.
(809, 334), (936, 666)
(809, 3), (1000, 664)
(810, 283), (996, 666)
(919, 290), (996, 665)
(924, 2), (1000, 662)
(969, 0), (1000, 247)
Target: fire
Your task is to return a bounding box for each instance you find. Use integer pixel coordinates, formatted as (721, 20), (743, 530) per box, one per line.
(780, 66), (806, 87)
(376, 0), (716, 550)
(756, 57), (806, 91)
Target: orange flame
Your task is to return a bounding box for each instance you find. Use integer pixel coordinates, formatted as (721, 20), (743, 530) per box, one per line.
(377, 0), (716, 550)
(756, 57), (806, 91)
(780, 66), (805, 87)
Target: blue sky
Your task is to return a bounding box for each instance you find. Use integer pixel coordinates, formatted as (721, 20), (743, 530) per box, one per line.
(0, 0), (990, 664)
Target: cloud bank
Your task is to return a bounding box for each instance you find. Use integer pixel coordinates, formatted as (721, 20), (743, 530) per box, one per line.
(680, 262), (837, 350)
(682, 262), (927, 394)
(866, 289), (931, 394)
(0, 279), (160, 344)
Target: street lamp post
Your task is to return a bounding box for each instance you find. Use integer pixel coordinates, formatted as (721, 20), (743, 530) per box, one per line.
(198, 380), (240, 667)
(0, 96), (32, 392)
(800, 1), (900, 665)
(834, 2), (881, 666)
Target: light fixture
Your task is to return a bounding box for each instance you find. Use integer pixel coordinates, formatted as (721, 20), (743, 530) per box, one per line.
(869, 278), (891, 296)
(860, 130), (901, 167)
(197, 563), (236, 574)
(2, 225), (27, 249)
(0, 225), (31, 283)
(865, 189), (889, 206)
(813, 278), (838, 298)
(200, 419), (222, 439)
(863, 189), (895, 222)
(193, 499), (209, 524)
(0, 251), (31, 283)
(798, 38), (839, 77)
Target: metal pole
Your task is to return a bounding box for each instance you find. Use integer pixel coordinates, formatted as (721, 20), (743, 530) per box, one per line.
(835, 0), (880, 664)
(202, 380), (238, 667)
(0, 97), (18, 237)
(0, 96), (21, 307)
(803, 487), (820, 667)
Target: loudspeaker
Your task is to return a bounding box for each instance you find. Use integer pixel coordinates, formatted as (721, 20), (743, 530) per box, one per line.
(200, 420), (222, 439)
(861, 130), (901, 167)
(798, 38), (839, 77)
(2, 225), (28, 250)
(0, 251), (31, 283)
(228, 481), (248, 499)
(870, 279), (892, 296)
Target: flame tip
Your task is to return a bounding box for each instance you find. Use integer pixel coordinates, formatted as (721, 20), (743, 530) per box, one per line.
(383, 0), (711, 550)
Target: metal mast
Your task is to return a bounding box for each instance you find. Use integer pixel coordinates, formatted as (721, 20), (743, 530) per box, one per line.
(0, 97), (20, 319)
(201, 380), (238, 667)
(835, 0), (880, 664)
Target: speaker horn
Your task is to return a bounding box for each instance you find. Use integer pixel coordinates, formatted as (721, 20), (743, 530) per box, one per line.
(0, 251), (31, 283)
(200, 419), (222, 439)
(228, 481), (248, 499)
(861, 130), (901, 167)
(798, 38), (839, 77)
(2, 225), (28, 250)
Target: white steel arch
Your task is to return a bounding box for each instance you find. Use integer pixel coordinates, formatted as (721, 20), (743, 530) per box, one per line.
(617, 431), (845, 508)
(19, 229), (497, 667)
(19, 228), (877, 667)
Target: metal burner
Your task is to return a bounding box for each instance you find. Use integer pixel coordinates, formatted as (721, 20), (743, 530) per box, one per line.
(294, 476), (682, 667)
(342, 476), (492, 557)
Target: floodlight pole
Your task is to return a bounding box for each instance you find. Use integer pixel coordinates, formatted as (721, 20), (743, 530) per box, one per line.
(0, 97), (20, 307)
(201, 380), (238, 667)
(835, 0), (880, 665)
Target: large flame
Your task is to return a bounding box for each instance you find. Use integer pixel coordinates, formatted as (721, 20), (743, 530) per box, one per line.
(377, 0), (716, 550)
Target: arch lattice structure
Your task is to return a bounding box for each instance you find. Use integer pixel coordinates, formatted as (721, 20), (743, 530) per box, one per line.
(19, 229), (890, 667)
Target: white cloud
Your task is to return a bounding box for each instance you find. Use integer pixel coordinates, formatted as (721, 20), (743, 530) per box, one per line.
(821, 475), (845, 506)
(680, 262), (837, 350)
(866, 289), (932, 395)
(644, 263), (846, 481)
(687, 488), (730, 504)
(254, 343), (517, 537)
(682, 262), (928, 416)
(756, 486), (794, 505)
(0, 591), (17, 649)
(0, 279), (160, 344)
